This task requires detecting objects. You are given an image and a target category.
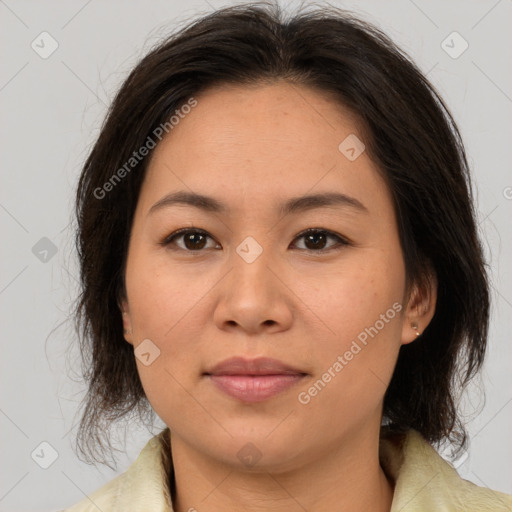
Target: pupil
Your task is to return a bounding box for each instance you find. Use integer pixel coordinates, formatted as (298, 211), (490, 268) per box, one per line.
(306, 232), (326, 250)
(185, 233), (206, 250)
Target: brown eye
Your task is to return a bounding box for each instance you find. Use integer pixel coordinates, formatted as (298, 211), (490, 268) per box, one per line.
(161, 227), (349, 254)
(303, 231), (328, 250)
(182, 232), (207, 250)
(162, 229), (218, 251)
(292, 229), (349, 252)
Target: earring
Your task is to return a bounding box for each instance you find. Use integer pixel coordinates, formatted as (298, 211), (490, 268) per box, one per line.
(122, 311), (132, 334)
(411, 321), (421, 337)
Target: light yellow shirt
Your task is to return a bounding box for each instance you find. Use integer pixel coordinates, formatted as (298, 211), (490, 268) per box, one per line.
(62, 427), (512, 511)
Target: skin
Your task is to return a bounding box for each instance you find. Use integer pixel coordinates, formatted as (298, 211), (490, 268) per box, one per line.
(121, 81), (437, 512)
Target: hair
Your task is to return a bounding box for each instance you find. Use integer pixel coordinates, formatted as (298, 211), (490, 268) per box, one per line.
(73, 1), (489, 466)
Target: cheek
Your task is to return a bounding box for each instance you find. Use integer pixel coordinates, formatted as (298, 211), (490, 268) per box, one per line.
(126, 249), (207, 343)
(123, 257), (207, 420)
(125, 252), (208, 417)
(299, 249), (404, 342)
(294, 249), (405, 402)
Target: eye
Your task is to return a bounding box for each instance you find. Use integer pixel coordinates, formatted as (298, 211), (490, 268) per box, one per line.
(160, 228), (219, 251)
(160, 228), (349, 253)
(291, 228), (349, 252)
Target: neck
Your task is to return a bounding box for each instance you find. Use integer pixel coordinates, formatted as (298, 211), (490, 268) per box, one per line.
(169, 425), (394, 512)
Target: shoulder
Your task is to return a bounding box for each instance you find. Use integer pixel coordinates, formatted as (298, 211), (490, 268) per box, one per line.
(60, 429), (173, 512)
(380, 428), (512, 511)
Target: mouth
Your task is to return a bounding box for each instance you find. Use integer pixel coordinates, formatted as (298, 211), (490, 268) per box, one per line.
(203, 357), (308, 403)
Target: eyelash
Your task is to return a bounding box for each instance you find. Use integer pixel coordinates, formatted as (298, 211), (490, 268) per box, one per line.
(160, 227), (350, 254)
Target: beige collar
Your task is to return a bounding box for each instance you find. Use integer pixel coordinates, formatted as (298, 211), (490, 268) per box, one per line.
(68, 427), (512, 511)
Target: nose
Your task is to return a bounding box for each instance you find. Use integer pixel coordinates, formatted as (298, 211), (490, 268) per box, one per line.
(212, 241), (294, 335)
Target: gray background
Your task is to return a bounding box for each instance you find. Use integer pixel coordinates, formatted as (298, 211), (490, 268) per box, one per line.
(1, 0), (511, 510)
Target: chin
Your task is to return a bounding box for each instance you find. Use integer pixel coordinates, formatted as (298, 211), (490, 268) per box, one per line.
(210, 428), (309, 473)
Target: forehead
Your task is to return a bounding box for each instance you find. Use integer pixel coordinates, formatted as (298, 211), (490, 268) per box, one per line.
(166, 80), (364, 149)
(139, 81), (390, 217)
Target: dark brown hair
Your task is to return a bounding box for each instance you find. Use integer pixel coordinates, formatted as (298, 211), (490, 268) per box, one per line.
(73, 1), (489, 466)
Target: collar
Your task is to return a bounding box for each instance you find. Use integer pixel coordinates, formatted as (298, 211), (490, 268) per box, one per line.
(71, 427), (512, 511)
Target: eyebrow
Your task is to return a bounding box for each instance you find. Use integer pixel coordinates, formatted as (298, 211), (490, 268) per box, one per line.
(148, 190), (368, 217)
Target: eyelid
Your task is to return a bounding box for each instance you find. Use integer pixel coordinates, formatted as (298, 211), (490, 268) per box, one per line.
(291, 228), (351, 255)
(160, 227), (218, 249)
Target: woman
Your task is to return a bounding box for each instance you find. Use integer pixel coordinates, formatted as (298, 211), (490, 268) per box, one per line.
(63, 2), (512, 511)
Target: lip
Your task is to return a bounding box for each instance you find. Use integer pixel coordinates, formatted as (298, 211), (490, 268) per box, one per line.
(205, 356), (306, 376)
(204, 357), (307, 403)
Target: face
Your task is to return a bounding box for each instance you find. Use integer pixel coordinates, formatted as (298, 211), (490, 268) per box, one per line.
(121, 81), (434, 471)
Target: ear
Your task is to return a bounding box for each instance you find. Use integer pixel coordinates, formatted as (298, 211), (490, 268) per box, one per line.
(119, 299), (134, 346)
(401, 269), (437, 345)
